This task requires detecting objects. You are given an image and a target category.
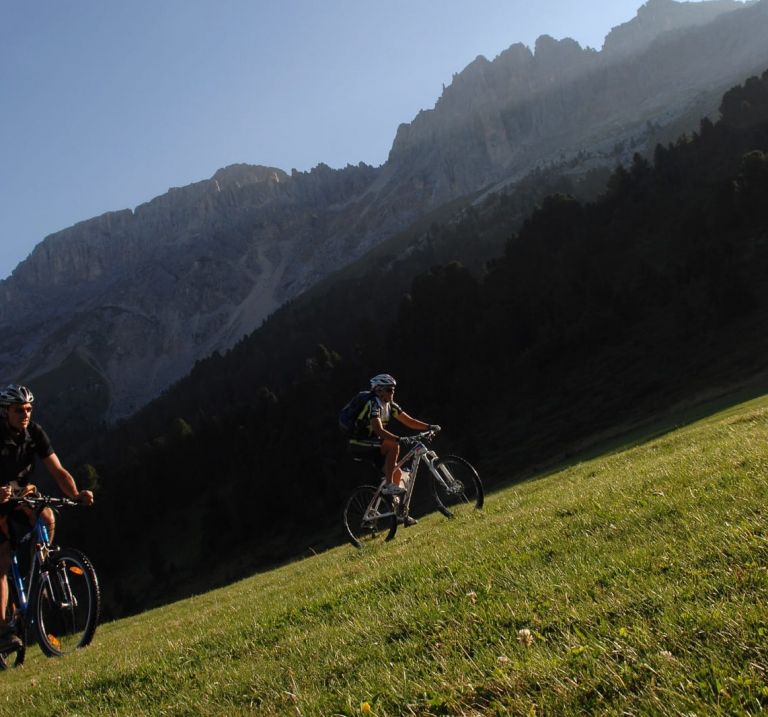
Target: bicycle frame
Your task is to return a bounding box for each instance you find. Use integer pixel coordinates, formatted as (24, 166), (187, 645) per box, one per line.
(345, 428), (483, 548)
(8, 516), (58, 630)
(376, 433), (458, 518)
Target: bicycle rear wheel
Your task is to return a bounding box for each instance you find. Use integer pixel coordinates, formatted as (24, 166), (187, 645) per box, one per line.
(344, 484), (397, 548)
(0, 600), (26, 669)
(0, 644), (25, 669)
(432, 455), (484, 518)
(32, 547), (100, 657)
(0, 634), (25, 669)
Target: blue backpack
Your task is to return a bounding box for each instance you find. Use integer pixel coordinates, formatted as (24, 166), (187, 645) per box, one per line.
(338, 391), (374, 435)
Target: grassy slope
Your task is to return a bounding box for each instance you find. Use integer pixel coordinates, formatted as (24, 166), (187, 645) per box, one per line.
(2, 395), (767, 716)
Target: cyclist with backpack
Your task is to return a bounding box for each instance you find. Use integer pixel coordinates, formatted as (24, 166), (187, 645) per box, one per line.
(0, 384), (94, 652)
(341, 374), (439, 503)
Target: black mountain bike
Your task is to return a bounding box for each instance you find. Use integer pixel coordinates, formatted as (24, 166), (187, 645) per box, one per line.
(343, 429), (484, 548)
(0, 494), (100, 669)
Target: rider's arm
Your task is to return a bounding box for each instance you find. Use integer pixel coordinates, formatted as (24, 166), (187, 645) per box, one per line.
(43, 453), (94, 505)
(395, 412), (430, 431)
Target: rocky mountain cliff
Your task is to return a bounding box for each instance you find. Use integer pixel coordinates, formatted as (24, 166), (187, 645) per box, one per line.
(386, 0), (764, 199)
(602, 0), (749, 57)
(2, 0), (768, 421)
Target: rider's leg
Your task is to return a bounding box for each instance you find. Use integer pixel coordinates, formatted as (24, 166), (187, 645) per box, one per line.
(381, 438), (405, 487)
(40, 507), (56, 544)
(17, 505), (55, 544)
(0, 537), (22, 650)
(0, 540), (9, 623)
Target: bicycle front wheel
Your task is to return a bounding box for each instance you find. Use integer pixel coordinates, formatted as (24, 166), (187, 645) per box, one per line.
(432, 455), (484, 518)
(32, 547), (100, 657)
(344, 485), (397, 548)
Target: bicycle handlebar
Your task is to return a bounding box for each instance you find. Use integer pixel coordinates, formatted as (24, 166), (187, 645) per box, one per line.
(401, 427), (441, 446)
(6, 494), (83, 510)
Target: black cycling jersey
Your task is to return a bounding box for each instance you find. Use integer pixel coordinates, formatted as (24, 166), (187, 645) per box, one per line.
(349, 396), (403, 442)
(0, 421), (53, 487)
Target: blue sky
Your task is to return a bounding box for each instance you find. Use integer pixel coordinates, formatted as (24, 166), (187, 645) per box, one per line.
(0, 1), (710, 279)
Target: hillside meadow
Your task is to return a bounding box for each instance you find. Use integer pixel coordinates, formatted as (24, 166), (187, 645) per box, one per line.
(1, 394), (767, 716)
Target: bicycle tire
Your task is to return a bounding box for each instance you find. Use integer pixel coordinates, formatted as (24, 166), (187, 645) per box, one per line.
(31, 547), (100, 657)
(0, 600), (26, 668)
(0, 641), (25, 669)
(343, 484), (397, 548)
(432, 455), (484, 518)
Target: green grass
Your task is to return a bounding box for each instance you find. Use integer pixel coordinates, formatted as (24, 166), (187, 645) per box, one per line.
(2, 396), (767, 716)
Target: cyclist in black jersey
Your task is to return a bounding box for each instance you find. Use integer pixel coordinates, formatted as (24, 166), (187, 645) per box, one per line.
(0, 384), (93, 651)
(348, 374), (439, 498)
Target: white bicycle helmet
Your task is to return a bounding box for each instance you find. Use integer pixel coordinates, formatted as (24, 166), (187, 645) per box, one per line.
(0, 384), (35, 406)
(369, 373), (397, 389)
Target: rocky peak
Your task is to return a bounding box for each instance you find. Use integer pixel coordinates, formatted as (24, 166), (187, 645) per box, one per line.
(491, 42), (536, 78)
(0, 162), (362, 316)
(211, 164), (288, 189)
(533, 35), (597, 82)
(534, 34), (589, 64)
(388, 32), (597, 168)
(603, 0), (747, 57)
(437, 35), (595, 105)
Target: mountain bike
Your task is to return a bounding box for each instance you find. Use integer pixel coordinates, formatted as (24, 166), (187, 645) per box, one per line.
(0, 494), (100, 669)
(343, 429), (484, 548)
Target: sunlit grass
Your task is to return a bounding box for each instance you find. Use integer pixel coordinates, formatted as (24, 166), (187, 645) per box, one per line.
(1, 397), (767, 715)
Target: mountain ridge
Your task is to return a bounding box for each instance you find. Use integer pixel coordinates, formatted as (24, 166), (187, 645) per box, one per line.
(602, 0), (751, 56)
(2, 0), (767, 420)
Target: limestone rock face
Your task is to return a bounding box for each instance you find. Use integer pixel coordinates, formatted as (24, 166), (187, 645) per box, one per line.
(0, 163), (383, 416)
(2, 0), (767, 420)
(386, 0), (768, 207)
(602, 0), (747, 58)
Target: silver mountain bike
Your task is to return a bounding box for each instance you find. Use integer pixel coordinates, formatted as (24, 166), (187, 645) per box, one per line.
(343, 429), (484, 549)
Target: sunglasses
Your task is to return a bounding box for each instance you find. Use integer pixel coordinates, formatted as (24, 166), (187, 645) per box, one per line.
(379, 386), (395, 393)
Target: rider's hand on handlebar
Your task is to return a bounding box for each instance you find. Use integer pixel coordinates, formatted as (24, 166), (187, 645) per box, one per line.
(428, 424), (441, 434)
(76, 490), (94, 506)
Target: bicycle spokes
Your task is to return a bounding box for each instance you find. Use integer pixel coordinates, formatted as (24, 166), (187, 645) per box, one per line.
(435, 463), (464, 497)
(432, 456), (484, 518)
(344, 485), (397, 548)
(34, 550), (99, 656)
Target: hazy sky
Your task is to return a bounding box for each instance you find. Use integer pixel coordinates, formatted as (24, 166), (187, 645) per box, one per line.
(0, 0), (714, 279)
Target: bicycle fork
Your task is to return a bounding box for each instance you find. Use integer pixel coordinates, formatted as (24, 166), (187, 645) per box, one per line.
(425, 454), (462, 494)
(41, 555), (79, 611)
